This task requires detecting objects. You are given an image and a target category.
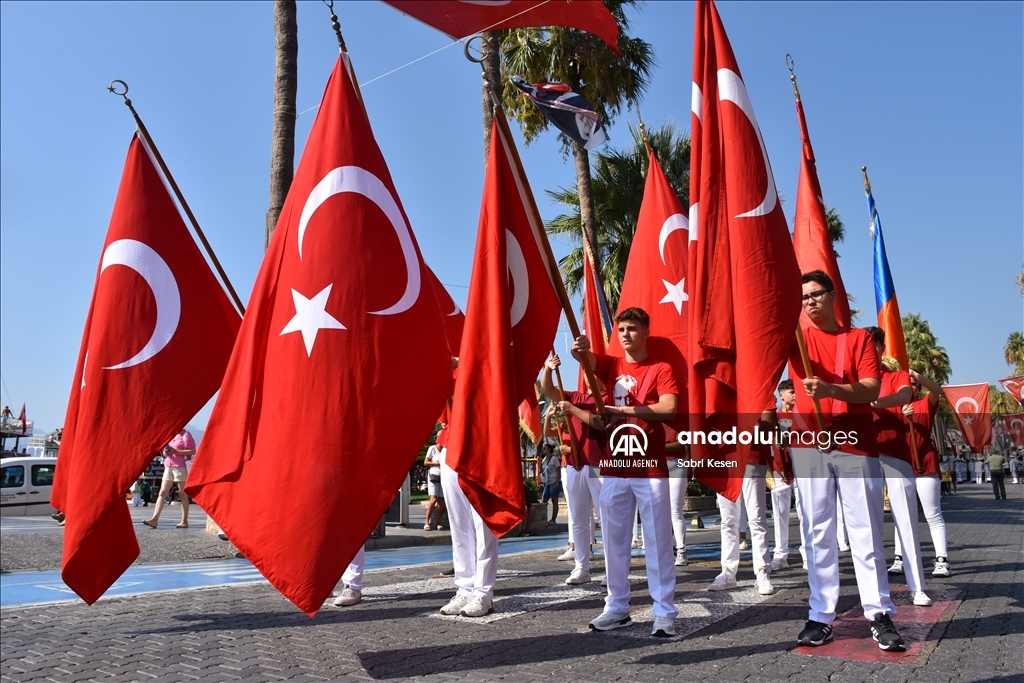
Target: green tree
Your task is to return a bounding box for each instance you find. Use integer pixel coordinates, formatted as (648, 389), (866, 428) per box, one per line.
(990, 385), (1019, 415)
(545, 122), (690, 313)
(1005, 331), (1024, 376)
(499, 0), (655, 259)
(903, 312), (952, 385)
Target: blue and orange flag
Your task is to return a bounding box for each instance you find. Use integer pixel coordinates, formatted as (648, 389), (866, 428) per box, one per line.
(864, 169), (909, 369)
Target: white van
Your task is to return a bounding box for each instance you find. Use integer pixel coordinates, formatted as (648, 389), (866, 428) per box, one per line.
(1, 457), (58, 517)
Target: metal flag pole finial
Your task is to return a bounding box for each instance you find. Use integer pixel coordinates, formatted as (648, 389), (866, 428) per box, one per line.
(322, 0), (347, 52)
(861, 165), (871, 192)
(107, 80), (246, 316)
(786, 54), (801, 101)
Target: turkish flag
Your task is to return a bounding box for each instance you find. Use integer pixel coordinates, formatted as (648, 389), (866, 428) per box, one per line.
(425, 265), (464, 356)
(1003, 413), (1024, 447)
(578, 247), (610, 391)
(382, 1), (620, 53)
(791, 93), (850, 328)
(52, 135), (241, 604)
(688, 0), (802, 501)
(185, 57), (450, 615)
(447, 113), (561, 537)
(519, 394), (542, 445)
(999, 376), (1024, 406)
(942, 383), (992, 453)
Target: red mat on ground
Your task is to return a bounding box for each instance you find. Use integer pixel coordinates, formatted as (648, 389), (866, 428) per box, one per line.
(793, 587), (963, 664)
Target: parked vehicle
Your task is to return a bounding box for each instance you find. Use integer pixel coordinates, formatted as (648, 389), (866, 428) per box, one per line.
(1, 457), (57, 517)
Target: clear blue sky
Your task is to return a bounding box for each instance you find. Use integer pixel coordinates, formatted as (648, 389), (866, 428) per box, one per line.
(1, 1), (1021, 433)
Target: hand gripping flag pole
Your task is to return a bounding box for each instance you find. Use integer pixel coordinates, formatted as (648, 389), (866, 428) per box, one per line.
(107, 81), (245, 317)
(550, 348), (582, 470)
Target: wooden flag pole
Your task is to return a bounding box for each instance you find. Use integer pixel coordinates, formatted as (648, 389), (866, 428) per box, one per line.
(550, 349), (582, 470)
(794, 324), (828, 434)
(490, 102), (609, 425)
(107, 81), (246, 317)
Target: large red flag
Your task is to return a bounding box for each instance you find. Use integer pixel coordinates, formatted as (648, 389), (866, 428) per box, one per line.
(185, 57), (450, 615)
(942, 383), (992, 453)
(382, 1), (620, 53)
(688, 0), (802, 500)
(790, 87), (850, 328)
(578, 247), (610, 391)
(53, 135), (241, 604)
(998, 376), (1024, 406)
(425, 265), (464, 356)
(1003, 413), (1024, 447)
(447, 114), (561, 537)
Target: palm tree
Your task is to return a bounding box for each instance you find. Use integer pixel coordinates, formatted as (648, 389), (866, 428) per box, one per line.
(266, 0), (298, 249)
(903, 312), (952, 385)
(825, 205), (845, 245)
(545, 122), (690, 313)
(990, 385), (1019, 416)
(498, 0), (655, 259)
(1005, 331), (1024, 376)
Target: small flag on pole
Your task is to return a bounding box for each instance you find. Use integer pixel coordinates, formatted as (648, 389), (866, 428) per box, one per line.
(865, 170), (909, 369)
(511, 77), (607, 150)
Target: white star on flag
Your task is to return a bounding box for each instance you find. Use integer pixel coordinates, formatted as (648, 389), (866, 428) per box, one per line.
(659, 277), (688, 315)
(280, 284), (345, 356)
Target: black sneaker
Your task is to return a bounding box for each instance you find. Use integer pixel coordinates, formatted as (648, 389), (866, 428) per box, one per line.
(439, 565), (456, 577)
(796, 620), (834, 646)
(869, 614), (906, 651)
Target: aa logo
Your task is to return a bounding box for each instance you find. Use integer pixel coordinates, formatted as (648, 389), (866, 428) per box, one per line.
(610, 423), (648, 458)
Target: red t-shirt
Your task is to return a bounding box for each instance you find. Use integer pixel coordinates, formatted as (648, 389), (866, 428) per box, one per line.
(787, 326), (880, 456)
(595, 353), (679, 477)
(774, 411), (794, 476)
(874, 369), (911, 462)
(563, 390), (609, 469)
(906, 396), (939, 475)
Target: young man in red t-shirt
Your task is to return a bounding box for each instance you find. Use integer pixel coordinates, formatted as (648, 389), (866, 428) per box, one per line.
(866, 326), (931, 608)
(896, 369), (951, 577)
(572, 307), (679, 638)
(541, 354), (608, 586)
(789, 271), (904, 651)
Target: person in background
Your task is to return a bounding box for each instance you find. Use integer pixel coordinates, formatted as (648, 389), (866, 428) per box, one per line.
(423, 441), (446, 531)
(143, 428), (195, 529)
(539, 443), (563, 523)
(987, 451), (1007, 500)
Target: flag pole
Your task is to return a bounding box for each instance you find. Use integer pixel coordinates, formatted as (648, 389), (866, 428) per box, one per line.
(107, 81), (245, 317)
(550, 349), (582, 470)
(490, 101), (610, 425)
(862, 166), (923, 473)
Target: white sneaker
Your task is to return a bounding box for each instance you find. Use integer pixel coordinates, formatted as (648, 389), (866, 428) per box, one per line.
(459, 594), (493, 617)
(333, 588), (362, 607)
(565, 566), (592, 585)
(589, 610), (632, 631)
(738, 539), (750, 550)
(838, 543), (850, 552)
(557, 548), (575, 561)
(755, 569), (775, 595)
(600, 574), (608, 586)
(439, 593), (471, 615)
(770, 556), (789, 572)
(912, 591), (933, 606)
(707, 571), (738, 591)
(889, 556), (904, 575)
(675, 549), (688, 566)
(933, 558), (951, 577)
(652, 616), (676, 638)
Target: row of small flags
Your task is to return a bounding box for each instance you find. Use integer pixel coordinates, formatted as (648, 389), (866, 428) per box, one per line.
(52, 0), (1021, 616)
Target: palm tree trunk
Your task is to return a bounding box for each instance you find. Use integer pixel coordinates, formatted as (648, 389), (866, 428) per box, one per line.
(480, 31), (501, 165)
(571, 140), (600, 267)
(266, 0), (298, 250)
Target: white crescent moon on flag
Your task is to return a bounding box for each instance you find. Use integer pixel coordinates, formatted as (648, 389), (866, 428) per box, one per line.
(658, 213), (688, 265)
(1011, 418), (1023, 429)
(447, 302), (462, 317)
(954, 396), (979, 413)
(99, 239), (181, 370)
(717, 68), (778, 219)
(297, 166), (420, 315)
(506, 230), (529, 327)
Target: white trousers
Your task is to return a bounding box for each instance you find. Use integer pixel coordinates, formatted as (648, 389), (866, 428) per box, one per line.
(565, 465), (603, 570)
(668, 467), (688, 550)
(440, 454), (498, 598)
(793, 479), (807, 565)
(342, 546), (365, 591)
(717, 464), (770, 575)
(879, 454), (926, 593)
(599, 477), (677, 618)
(770, 474), (792, 560)
(836, 493), (849, 548)
(894, 473), (948, 559)
(792, 448), (895, 624)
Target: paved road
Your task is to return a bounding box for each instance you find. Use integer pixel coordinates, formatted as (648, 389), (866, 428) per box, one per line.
(1, 483), (1020, 682)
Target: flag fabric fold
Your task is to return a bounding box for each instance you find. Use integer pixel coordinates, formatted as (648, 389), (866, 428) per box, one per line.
(446, 114), (561, 538)
(425, 265), (465, 356)
(687, 0), (802, 501)
(578, 246), (611, 391)
(382, 1), (620, 53)
(998, 376), (1024, 407)
(791, 90), (850, 328)
(185, 56), (450, 616)
(53, 135), (241, 605)
(941, 383), (992, 453)
(867, 183), (908, 369)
